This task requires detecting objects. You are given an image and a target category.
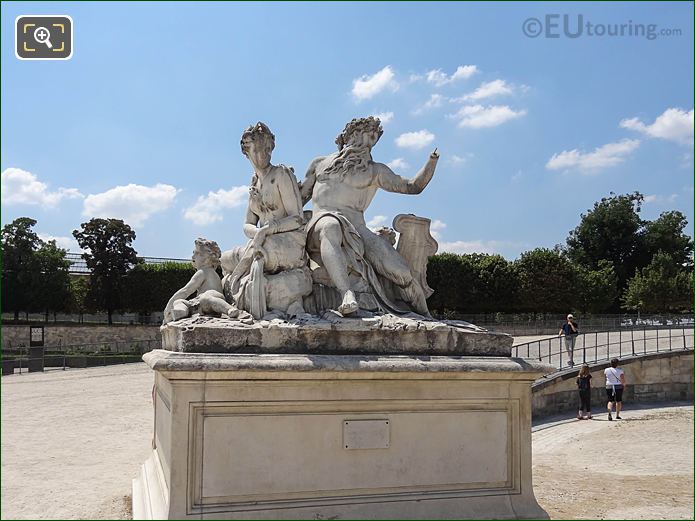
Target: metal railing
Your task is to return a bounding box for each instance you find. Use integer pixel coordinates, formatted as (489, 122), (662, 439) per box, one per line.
(2, 311), (165, 325)
(5, 311), (692, 328)
(2, 339), (157, 375)
(512, 326), (694, 371)
(454, 313), (694, 336)
(65, 253), (190, 274)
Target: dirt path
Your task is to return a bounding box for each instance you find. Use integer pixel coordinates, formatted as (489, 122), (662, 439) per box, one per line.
(533, 405), (694, 519)
(1, 364), (153, 520)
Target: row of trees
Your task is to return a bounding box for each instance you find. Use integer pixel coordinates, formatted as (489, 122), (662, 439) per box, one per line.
(1, 192), (692, 320)
(428, 192), (693, 314)
(1, 217), (195, 323)
(427, 248), (691, 315)
(1, 218), (74, 321)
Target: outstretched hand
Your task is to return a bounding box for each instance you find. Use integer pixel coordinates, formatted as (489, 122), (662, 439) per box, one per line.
(430, 148), (439, 160)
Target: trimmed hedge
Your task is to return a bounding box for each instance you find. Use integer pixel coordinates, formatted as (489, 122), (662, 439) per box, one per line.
(120, 262), (196, 314)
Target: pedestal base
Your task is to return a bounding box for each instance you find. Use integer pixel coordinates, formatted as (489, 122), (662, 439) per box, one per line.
(133, 350), (551, 519)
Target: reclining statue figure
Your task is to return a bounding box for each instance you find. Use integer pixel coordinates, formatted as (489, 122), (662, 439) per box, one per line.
(163, 238), (245, 324)
(300, 116), (439, 316)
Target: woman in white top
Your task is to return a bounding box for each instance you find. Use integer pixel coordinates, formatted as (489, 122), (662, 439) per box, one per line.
(604, 358), (626, 421)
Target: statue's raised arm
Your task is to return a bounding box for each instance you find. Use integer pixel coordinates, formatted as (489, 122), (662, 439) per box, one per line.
(375, 149), (439, 195)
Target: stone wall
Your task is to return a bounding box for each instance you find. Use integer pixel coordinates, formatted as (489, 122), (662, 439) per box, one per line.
(1, 324), (161, 348)
(532, 350), (693, 418)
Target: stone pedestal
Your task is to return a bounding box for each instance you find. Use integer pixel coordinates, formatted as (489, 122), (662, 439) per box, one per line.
(133, 349), (551, 519)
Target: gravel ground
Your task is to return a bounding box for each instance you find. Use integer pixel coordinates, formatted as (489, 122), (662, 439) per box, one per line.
(2, 363), (692, 520)
(1, 364), (153, 520)
(533, 405), (694, 519)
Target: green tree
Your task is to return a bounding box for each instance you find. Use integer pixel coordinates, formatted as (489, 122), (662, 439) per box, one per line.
(34, 239), (73, 320)
(72, 218), (140, 324)
(622, 252), (693, 313)
(515, 248), (577, 313)
(426, 253), (479, 314)
(427, 253), (519, 315)
(575, 260), (619, 314)
(1, 217), (43, 320)
(473, 254), (519, 313)
(69, 276), (93, 318)
(566, 192), (644, 293)
(642, 211), (693, 268)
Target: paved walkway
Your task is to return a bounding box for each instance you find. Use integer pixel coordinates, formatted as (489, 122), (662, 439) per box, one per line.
(512, 328), (693, 370)
(2, 364), (693, 519)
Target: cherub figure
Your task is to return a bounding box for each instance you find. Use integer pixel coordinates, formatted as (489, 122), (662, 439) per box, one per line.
(163, 238), (244, 324)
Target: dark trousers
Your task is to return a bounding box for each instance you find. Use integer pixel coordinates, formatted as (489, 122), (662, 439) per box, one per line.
(578, 389), (591, 412)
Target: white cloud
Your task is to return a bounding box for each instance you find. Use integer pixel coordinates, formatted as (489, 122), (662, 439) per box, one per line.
(1, 168), (83, 207)
(450, 65), (479, 81)
(352, 66), (399, 101)
(620, 108), (694, 145)
(430, 219), (446, 240)
(37, 233), (82, 252)
(413, 94), (445, 115)
(546, 139), (640, 173)
(438, 240), (503, 255)
(448, 153), (472, 166)
(366, 215), (389, 229)
(83, 183), (179, 227)
(386, 158), (410, 171)
(448, 105), (527, 128)
(372, 111), (394, 124)
(183, 186), (248, 226)
(456, 79), (514, 102)
(395, 130), (435, 149)
(426, 65), (478, 87)
(644, 194), (678, 204)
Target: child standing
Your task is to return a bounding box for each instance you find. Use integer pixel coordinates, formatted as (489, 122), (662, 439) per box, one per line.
(576, 364), (592, 419)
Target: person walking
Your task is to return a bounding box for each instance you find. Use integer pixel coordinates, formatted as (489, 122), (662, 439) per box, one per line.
(576, 364), (592, 419)
(558, 314), (579, 367)
(605, 358), (626, 421)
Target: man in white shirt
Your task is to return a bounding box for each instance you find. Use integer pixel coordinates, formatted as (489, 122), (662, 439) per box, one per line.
(604, 358), (626, 421)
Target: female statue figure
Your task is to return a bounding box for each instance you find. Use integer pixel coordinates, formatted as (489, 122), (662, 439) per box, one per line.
(223, 122), (311, 319)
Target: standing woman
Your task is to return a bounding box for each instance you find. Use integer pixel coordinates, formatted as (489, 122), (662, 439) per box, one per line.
(576, 364), (592, 420)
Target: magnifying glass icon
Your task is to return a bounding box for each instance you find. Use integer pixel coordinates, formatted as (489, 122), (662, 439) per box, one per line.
(33, 26), (53, 49)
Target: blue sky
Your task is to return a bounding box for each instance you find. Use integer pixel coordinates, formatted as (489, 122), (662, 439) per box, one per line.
(2, 1), (693, 259)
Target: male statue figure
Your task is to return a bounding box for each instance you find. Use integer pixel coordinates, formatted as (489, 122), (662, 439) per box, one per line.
(300, 116), (439, 316)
